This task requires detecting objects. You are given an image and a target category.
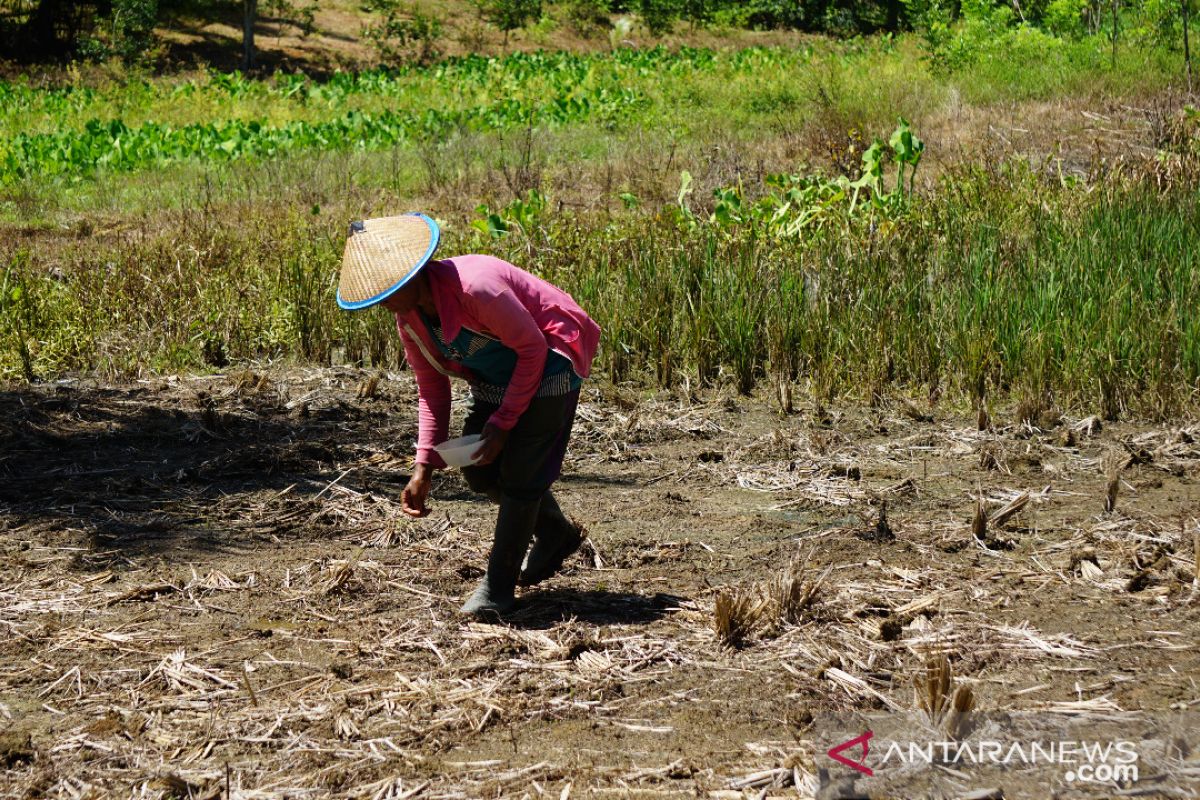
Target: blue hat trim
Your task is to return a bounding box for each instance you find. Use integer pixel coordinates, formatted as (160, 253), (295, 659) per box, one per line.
(336, 212), (440, 311)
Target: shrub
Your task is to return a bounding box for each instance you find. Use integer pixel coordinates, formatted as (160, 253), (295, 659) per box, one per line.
(638, 0), (682, 35)
(361, 0), (445, 65)
(525, 12), (559, 44)
(77, 0), (159, 62)
(1134, 0), (1200, 48)
(743, 0), (818, 29)
(565, 0), (611, 36)
(1044, 0), (1087, 37)
(472, 0), (543, 43)
(918, 0), (1081, 71)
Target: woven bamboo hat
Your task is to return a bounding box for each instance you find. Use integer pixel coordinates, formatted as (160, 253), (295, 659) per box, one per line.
(337, 213), (440, 310)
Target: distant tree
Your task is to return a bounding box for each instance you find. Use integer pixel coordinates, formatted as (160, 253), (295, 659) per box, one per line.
(17, 0), (111, 59)
(238, 0), (319, 72)
(471, 0), (541, 46)
(79, 0), (158, 60)
(638, 0), (681, 35)
(564, 0), (610, 36)
(3, 0), (160, 61)
(1185, 0), (1193, 88)
(242, 0), (256, 70)
(1110, 0), (1117, 67)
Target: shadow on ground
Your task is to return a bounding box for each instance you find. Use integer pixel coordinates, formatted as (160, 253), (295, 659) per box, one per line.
(156, 9), (352, 76)
(0, 380), (414, 564)
(509, 589), (687, 629)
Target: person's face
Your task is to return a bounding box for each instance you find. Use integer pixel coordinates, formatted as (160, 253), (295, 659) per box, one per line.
(380, 274), (424, 315)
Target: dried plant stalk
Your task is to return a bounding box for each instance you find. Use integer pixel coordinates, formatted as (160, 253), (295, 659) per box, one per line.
(991, 491), (1029, 529)
(323, 548), (366, 595)
(945, 684), (977, 740)
(334, 712), (360, 741)
(1104, 471), (1120, 514)
(1015, 396), (1042, 427)
(1080, 559), (1104, 581)
(972, 496), (988, 540)
(776, 374), (794, 414)
(154, 773), (200, 799)
(1193, 525), (1199, 584)
(241, 663), (258, 708)
(714, 590), (768, 648)
(900, 397), (933, 423)
(233, 369), (269, 394)
(357, 373), (382, 399)
(919, 653), (953, 720)
(914, 653), (976, 739)
(770, 563), (829, 625)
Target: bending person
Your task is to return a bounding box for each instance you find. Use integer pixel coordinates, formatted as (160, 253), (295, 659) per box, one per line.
(337, 214), (600, 618)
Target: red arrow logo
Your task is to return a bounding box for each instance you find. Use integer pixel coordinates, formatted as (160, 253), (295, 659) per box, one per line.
(827, 730), (874, 776)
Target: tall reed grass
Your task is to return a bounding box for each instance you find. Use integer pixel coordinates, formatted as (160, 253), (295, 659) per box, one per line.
(534, 171), (1200, 415)
(3, 163), (1197, 416)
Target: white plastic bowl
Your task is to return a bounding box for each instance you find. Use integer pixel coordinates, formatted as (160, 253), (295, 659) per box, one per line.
(434, 434), (483, 468)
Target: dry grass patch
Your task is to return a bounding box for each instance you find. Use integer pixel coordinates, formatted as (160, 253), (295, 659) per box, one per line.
(713, 589), (769, 649)
(768, 560), (830, 626)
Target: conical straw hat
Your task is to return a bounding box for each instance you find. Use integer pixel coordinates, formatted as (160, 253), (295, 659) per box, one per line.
(337, 213), (440, 310)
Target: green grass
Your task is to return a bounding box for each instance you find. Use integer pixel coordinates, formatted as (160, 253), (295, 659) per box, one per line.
(964, 43), (1180, 102)
(0, 36), (1186, 188)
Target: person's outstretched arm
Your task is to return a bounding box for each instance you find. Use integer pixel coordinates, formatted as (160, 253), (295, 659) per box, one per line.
(398, 324), (452, 516)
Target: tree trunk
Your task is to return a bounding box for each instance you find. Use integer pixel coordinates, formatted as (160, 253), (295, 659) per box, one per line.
(242, 0), (257, 72)
(1110, 0), (1118, 69)
(1185, 0), (1193, 90)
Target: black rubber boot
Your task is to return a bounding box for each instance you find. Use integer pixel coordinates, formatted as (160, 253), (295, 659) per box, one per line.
(467, 482), (582, 587)
(518, 491), (585, 587)
(460, 495), (540, 618)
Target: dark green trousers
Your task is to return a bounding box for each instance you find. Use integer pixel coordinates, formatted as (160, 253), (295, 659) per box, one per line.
(460, 389), (580, 579)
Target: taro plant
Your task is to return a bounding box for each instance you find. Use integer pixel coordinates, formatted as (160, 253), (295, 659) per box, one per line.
(890, 116), (925, 194)
(691, 118), (926, 239)
(850, 115), (925, 214)
(472, 189), (549, 242)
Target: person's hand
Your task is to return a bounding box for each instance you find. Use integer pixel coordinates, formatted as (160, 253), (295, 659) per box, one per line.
(471, 422), (510, 466)
(401, 463), (434, 518)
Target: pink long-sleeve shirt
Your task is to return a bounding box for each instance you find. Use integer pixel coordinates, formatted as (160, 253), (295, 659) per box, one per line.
(394, 255), (600, 468)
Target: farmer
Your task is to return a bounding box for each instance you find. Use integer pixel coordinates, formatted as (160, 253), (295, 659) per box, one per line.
(336, 213), (600, 617)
